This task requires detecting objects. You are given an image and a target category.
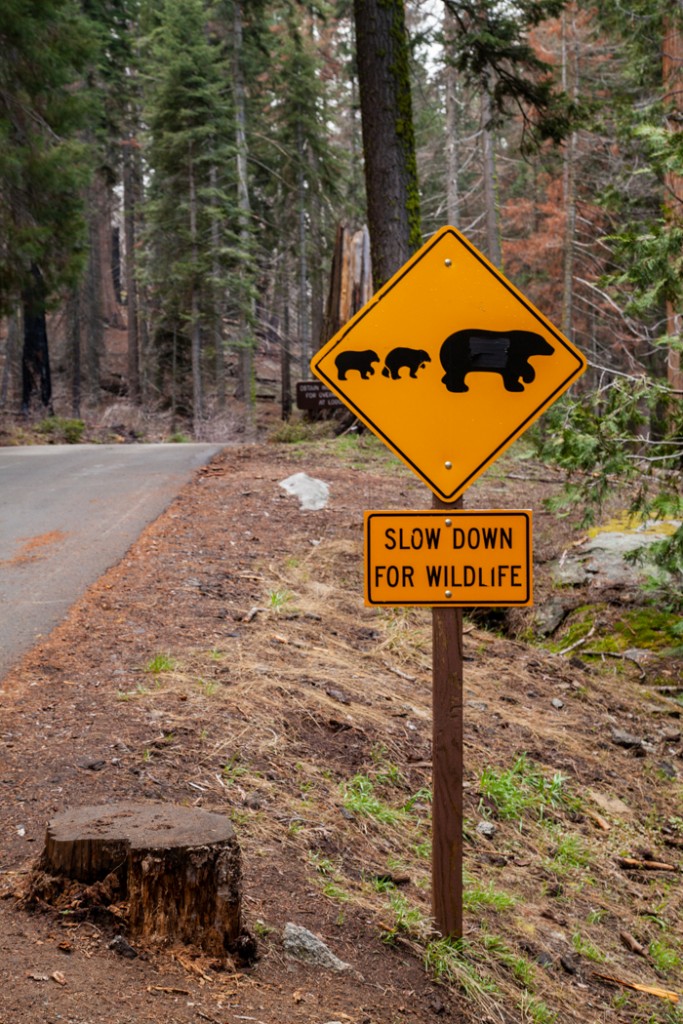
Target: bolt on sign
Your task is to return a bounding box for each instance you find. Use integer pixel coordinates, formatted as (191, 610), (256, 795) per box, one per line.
(311, 226), (587, 503)
(364, 510), (532, 607)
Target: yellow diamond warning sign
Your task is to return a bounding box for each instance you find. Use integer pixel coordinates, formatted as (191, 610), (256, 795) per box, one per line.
(364, 510), (532, 607)
(311, 226), (586, 502)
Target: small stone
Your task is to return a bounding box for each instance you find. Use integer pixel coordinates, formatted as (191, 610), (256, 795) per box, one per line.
(476, 821), (496, 840)
(611, 728), (643, 749)
(79, 759), (106, 771)
(551, 698), (565, 710)
(282, 923), (351, 973)
(560, 955), (577, 975)
(108, 934), (138, 959)
(243, 792), (264, 810)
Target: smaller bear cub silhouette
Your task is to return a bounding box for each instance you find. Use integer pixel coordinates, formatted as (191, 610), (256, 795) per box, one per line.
(440, 329), (554, 393)
(335, 349), (380, 381)
(381, 347), (431, 380)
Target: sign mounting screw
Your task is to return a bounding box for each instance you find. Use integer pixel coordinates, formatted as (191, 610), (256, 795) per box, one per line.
(444, 259), (452, 267)
(445, 461), (453, 470)
(445, 519), (452, 527)
(445, 590), (453, 598)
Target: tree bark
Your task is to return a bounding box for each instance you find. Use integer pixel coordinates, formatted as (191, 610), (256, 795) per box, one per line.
(663, 13), (683, 393)
(188, 152), (204, 429)
(21, 265), (53, 415)
(481, 89), (502, 268)
(444, 7), (461, 228)
(0, 312), (20, 411)
(233, 0), (255, 430)
(353, 0), (421, 287)
(37, 802), (245, 956)
(561, 7), (578, 344)
(122, 137), (141, 403)
(68, 287), (82, 418)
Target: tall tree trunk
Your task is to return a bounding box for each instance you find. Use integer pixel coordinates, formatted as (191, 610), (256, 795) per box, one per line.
(68, 287), (82, 418)
(21, 265), (53, 416)
(210, 164), (226, 410)
(561, 7), (579, 344)
(297, 123), (310, 380)
(663, 13), (683, 393)
(353, 0), (421, 287)
(444, 8), (461, 228)
(122, 137), (140, 403)
(481, 89), (502, 268)
(85, 182), (104, 395)
(188, 152), (203, 429)
(233, 0), (255, 429)
(282, 261), (292, 419)
(0, 312), (20, 411)
(94, 172), (125, 329)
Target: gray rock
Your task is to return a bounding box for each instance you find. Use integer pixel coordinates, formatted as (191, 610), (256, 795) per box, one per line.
(282, 923), (351, 972)
(279, 473), (330, 511)
(108, 934), (137, 959)
(476, 821), (497, 839)
(534, 598), (571, 636)
(551, 698), (565, 710)
(611, 728), (643, 749)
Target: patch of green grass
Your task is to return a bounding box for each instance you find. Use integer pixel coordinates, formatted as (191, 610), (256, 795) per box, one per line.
(548, 835), (592, 874)
(222, 753), (249, 783)
(423, 937), (500, 997)
(463, 876), (517, 913)
(481, 933), (535, 986)
(479, 754), (575, 826)
(649, 939), (681, 974)
(382, 892), (429, 943)
(268, 589), (292, 611)
(37, 416), (85, 444)
(586, 907), (609, 925)
(145, 653), (176, 675)
(518, 992), (558, 1024)
(341, 774), (407, 825)
(572, 931), (606, 963)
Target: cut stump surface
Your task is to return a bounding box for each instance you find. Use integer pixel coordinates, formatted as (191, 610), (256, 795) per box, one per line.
(40, 802), (243, 955)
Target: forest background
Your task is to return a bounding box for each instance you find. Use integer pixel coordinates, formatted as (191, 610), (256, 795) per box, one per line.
(0, 0), (681, 587)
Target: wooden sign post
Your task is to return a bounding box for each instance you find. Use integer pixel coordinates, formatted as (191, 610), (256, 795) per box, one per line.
(431, 493), (464, 938)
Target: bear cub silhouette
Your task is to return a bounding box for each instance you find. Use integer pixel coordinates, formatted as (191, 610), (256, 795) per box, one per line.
(335, 349), (380, 380)
(381, 347), (431, 380)
(440, 329), (554, 393)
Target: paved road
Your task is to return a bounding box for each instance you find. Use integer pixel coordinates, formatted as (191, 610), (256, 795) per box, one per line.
(0, 443), (223, 680)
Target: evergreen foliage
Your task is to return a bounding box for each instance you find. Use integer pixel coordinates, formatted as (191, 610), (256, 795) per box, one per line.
(0, 0), (97, 311)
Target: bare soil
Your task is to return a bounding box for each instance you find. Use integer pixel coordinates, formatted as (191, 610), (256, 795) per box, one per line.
(1, 437), (682, 1024)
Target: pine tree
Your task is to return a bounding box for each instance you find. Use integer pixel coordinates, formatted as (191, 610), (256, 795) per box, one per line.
(143, 0), (236, 429)
(0, 0), (97, 412)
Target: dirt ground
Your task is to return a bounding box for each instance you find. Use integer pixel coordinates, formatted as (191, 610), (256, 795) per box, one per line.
(1, 436), (682, 1024)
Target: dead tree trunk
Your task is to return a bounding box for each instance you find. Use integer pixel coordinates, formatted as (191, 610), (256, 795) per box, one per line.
(37, 802), (245, 957)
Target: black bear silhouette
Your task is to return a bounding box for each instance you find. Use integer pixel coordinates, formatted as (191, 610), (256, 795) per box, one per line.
(439, 329), (554, 393)
(335, 349), (380, 381)
(381, 347), (431, 380)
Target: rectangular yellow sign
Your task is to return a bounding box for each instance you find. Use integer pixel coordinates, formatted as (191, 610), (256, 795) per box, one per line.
(364, 510), (532, 607)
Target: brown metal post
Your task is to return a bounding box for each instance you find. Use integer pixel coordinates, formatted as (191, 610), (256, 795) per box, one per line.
(431, 493), (464, 939)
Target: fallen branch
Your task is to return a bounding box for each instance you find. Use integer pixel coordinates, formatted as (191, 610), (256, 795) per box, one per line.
(582, 650), (647, 679)
(558, 625), (595, 656)
(618, 856), (677, 872)
(585, 809), (610, 832)
(383, 662), (416, 682)
(243, 607), (267, 623)
(620, 931), (648, 958)
(593, 972), (679, 1003)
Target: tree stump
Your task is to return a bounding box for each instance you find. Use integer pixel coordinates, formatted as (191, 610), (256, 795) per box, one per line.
(39, 802), (243, 955)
